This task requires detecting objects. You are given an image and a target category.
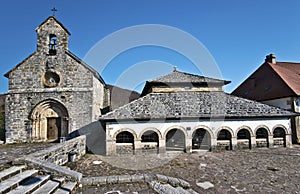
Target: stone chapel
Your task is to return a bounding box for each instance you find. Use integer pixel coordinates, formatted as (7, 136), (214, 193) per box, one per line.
(4, 16), (109, 143)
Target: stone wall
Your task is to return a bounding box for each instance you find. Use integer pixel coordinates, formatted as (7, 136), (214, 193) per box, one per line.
(0, 94), (5, 141)
(27, 135), (86, 166)
(5, 89), (94, 143)
(18, 135), (86, 181)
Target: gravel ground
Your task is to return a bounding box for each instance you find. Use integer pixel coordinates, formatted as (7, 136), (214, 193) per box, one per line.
(72, 146), (300, 193)
(0, 142), (54, 167)
(0, 143), (299, 193)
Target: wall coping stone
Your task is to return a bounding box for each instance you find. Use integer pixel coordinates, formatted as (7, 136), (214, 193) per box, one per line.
(81, 173), (190, 189)
(24, 157), (82, 181)
(14, 135), (86, 182)
(28, 136), (86, 158)
(149, 181), (193, 194)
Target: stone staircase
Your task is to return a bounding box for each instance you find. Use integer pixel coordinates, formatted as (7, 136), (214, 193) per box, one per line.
(0, 165), (77, 194)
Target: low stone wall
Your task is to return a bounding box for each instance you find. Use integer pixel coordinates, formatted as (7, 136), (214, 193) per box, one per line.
(256, 139), (268, 148)
(16, 135), (86, 181)
(29, 135), (86, 165)
(216, 140), (231, 150)
(237, 139), (250, 149)
(274, 137), (285, 147)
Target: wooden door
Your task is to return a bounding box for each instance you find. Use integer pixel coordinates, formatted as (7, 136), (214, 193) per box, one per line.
(47, 118), (61, 140)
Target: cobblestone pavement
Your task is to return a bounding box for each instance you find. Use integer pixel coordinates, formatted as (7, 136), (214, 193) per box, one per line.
(73, 146), (300, 193)
(0, 142), (54, 167)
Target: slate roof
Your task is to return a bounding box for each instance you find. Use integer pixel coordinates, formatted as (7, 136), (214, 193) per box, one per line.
(101, 91), (296, 121)
(268, 62), (300, 95)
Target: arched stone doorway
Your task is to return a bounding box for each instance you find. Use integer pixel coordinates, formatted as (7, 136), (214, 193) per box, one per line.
(273, 127), (286, 147)
(116, 131), (135, 154)
(256, 128), (269, 148)
(166, 128), (186, 151)
(237, 129), (251, 149)
(31, 99), (69, 142)
(192, 128), (211, 150)
(217, 129), (232, 150)
(141, 130), (159, 153)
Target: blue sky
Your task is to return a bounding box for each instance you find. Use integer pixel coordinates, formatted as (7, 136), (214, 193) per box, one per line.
(1, 0), (300, 94)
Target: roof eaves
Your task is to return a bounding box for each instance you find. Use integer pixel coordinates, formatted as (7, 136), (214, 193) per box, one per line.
(4, 52), (36, 78)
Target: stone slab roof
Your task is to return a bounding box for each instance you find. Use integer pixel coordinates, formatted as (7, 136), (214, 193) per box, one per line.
(150, 70), (230, 85)
(101, 91), (296, 121)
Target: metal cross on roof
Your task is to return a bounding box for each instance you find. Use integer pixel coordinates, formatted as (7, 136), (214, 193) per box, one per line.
(51, 7), (58, 16)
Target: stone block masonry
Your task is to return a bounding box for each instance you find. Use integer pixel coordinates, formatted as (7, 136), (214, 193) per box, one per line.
(27, 135), (86, 165)
(16, 135), (86, 181)
(4, 16), (106, 143)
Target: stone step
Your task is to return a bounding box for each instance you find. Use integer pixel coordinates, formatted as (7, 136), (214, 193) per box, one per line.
(53, 182), (77, 194)
(32, 179), (61, 194)
(0, 165), (26, 182)
(0, 169), (38, 193)
(7, 174), (50, 194)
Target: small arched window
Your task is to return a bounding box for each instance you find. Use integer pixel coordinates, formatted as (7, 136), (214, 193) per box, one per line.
(49, 34), (57, 55)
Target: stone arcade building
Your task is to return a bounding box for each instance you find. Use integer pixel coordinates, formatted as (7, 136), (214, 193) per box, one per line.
(4, 16), (108, 143)
(3, 16), (297, 155)
(102, 70), (295, 155)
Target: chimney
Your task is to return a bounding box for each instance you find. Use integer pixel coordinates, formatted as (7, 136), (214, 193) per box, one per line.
(265, 53), (276, 64)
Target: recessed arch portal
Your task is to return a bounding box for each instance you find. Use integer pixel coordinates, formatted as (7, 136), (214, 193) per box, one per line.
(116, 131), (135, 154)
(116, 131), (134, 143)
(237, 128), (251, 149)
(165, 128), (186, 151)
(217, 129), (232, 150)
(141, 130), (159, 152)
(192, 128), (211, 150)
(256, 128), (269, 148)
(30, 99), (69, 142)
(141, 130), (159, 143)
(273, 127), (286, 147)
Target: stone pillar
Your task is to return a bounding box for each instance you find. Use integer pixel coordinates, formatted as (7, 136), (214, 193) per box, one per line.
(106, 126), (116, 155)
(134, 139), (142, 150)
(185, 138), (192, 153)
(250, 136), (256, 149)
(268, 135), (274, 148)
(285, 134), (292, 147)
(159, 139), (166, 153)
(295, 116), (300, 144)
(210, 138), (217, 151)
(106, 140), (116, 155)
(231, 137), (237, 150)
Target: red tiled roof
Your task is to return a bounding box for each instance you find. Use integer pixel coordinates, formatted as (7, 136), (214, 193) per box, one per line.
(268, 62), (300, 95)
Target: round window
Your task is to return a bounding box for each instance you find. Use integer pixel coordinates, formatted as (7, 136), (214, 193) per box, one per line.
(42, 70), (61, 87)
